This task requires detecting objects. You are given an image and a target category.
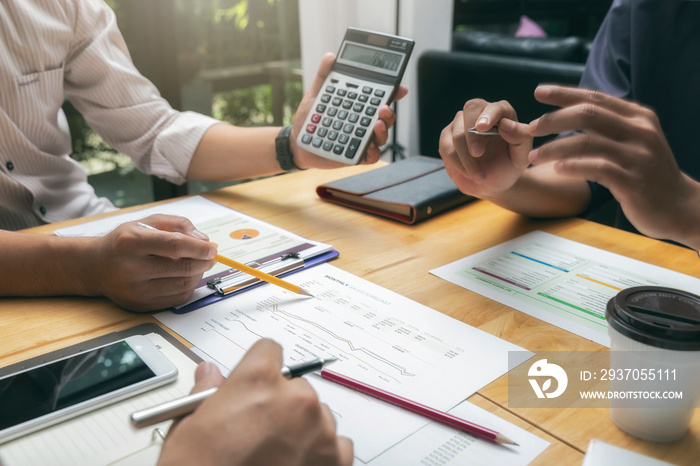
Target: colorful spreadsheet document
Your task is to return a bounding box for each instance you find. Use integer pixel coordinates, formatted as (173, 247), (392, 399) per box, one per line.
(431, 230), (700, 347)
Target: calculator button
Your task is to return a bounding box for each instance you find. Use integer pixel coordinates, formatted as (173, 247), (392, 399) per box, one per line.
(346, 82), (359, 89)
(342, 100), (353, 109)
(330, 78), (339, 84)
(315, 104), (327, 113)
(348, 113), (359, 123)
(325, 85), (336, 93)
(347, 92), (358, 100)
(322, 140), (334, 151)
(358, 94), (369, 103)
(345, 138), (362, 159)
(362, 86), (373, 94)
(305, 124), (317, 133)
(370, 97), (381, 106)
(337, 89), (347, 97)
(317, 127), (328, 137)
(321, 94), (331, 103)
(343, 123), (354, 134)
(338, 110), (348, 120)
(332, 120), (344, 131)
(327, 130), (338, 141)
(322, 117), (332, 127)
(311, 113), (321, 123)
(332, 97), (342, 106)
(355, 128), (367, 137)
(301, 134), (312, 144)
(374, 89), (385, 97)
(327, 107), (338, 117)
(352, 103), (365, 113)
(312, 137), (323, 148)
(333, 144), (345, 155)
(360, 116), (372, 127)
(338, 134), (350, 144)
(365, 107), (377, 116)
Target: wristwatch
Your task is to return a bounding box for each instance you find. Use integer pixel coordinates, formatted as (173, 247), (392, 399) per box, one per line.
(275, 125), (300, 171)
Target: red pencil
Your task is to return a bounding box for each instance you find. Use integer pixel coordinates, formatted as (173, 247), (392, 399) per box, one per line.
(321, 369), (518, 446)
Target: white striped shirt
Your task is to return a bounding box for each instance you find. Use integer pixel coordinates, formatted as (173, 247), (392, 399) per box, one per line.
(0, 0), (219, 230)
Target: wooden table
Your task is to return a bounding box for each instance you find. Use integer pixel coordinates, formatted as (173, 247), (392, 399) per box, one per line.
(3, 164), (699, 465)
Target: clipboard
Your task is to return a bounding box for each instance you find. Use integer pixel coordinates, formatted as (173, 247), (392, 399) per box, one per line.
(172, 248), (339, 314)
(53, 196), (340, 315)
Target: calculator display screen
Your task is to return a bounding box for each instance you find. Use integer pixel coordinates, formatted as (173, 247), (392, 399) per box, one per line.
(339, 42), (403, 74)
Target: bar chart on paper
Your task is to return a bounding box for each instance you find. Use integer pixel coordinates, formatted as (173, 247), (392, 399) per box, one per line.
(431, 230), (700, 347)
(157, 264), (529, 461)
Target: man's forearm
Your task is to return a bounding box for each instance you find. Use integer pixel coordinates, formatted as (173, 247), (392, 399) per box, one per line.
(186, 124), (284, 181)
(0, 231), (98, 298)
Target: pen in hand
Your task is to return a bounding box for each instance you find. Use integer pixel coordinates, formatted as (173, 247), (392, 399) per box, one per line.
(137, 221), (313, 297)
(130, 357), (336, 429)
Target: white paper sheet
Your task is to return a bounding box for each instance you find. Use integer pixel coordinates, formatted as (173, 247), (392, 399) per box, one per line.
(366, 400), (550, 465)
(431, 231), (700, 347)
(157, 263), (533, 462)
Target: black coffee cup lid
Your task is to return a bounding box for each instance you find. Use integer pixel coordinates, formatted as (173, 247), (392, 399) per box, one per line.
(606, 286), (700, 350)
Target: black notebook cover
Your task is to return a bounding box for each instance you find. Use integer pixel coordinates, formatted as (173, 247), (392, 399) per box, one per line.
(317, 156), (474, 224)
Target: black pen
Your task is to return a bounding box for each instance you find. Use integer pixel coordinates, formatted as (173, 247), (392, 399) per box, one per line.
(130, 357), (336, 429)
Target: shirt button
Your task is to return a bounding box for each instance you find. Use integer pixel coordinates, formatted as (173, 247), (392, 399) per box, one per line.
(39, 206), (47, 215)
(6, 161), (14, 171)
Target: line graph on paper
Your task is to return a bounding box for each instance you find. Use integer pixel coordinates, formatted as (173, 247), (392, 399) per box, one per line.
(164, 268), (466, 391)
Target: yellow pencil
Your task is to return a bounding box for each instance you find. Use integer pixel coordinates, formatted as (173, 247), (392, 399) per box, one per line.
(137, 222), (312, 297)
(213, 254), (313, 297)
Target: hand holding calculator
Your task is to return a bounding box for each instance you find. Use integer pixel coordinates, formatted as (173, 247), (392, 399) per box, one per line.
(297, 28), (414, 165)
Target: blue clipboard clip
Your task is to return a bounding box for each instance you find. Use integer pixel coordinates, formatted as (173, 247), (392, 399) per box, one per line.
(207, 253), (305, 295)
(173, 249), (339, 314)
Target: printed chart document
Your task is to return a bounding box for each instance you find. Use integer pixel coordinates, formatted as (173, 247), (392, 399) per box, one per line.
(367, 399), (549, 465)
(431, 230), (700, 347)
(0, 333), (198, 466)
(54, 196), (334, 310)
(156, 264), (535, 463)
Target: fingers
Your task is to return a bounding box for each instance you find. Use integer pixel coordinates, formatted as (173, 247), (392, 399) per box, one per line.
(533, 84), (638, 117)
(306, 53), (336, 100)
(223, 339), (284, 394)
(530, 85), (655, 139)
(126, 219), (217, 261)
(392, 85), (409, 103)
(528, 132), (632, 167)
(191, 362), (225, 393)
(337, 436), (354, 466)
(143, 214), (209, 241)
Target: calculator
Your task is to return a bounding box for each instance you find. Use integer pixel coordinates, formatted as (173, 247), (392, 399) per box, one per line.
(297, 28), (414, 165)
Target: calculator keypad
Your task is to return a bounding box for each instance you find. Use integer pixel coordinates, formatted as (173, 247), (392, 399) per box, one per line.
(298, 71), (394, 165)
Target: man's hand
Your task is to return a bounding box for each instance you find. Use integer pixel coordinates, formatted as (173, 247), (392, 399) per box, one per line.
(290, 53), (408, 169)
(90, 214), (216, 311)
(529, 85), (700, 248)
(438, 98), (532, 198)
(159, 339), (353, 466)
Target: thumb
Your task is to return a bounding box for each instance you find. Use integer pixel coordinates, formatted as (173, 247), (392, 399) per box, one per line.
(191, 361), (225, 394)
(305, 52), (335, 98)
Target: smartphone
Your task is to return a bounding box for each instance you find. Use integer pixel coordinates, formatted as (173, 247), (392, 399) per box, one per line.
(0, 335), (178, 444)
(297, 27), (414, 165)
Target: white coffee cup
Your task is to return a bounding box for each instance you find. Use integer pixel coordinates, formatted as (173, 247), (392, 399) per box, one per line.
(606, 286), (700, 442)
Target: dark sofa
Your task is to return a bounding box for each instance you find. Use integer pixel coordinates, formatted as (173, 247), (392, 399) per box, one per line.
(417, 31), (591, 156)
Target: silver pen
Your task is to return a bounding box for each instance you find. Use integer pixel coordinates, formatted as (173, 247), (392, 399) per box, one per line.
(467, 126), (499, 136)
(130, 357), (336, 429)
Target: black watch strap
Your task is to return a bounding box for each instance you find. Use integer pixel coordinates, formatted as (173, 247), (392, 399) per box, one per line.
(275, 125), (297, 171)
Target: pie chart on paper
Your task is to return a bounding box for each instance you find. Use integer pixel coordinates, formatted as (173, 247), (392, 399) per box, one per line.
(230, 229), (260, 240)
